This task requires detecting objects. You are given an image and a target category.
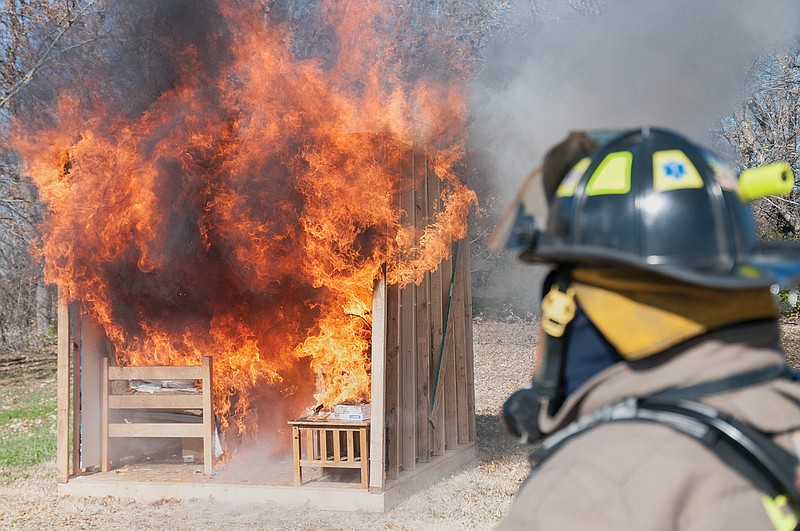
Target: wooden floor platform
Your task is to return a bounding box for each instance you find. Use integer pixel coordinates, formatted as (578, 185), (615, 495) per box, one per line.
(58, 442), (476, 512)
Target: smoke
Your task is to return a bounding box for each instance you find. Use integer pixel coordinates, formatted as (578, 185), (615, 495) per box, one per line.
(471, 0), (800, 201)
(466, 0), (800, 316)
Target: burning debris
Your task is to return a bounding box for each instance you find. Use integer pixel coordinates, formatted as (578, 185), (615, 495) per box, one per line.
(11, 0), (475, 456)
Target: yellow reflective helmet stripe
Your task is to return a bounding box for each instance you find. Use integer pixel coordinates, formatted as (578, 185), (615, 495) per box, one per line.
(762, 494), (799, 531)
(585, 151), (632, 196)
(653, 150), (704, 191)
(556, 157), (591, 198)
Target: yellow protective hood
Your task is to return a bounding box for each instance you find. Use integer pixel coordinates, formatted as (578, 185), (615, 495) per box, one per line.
(571, 268), (778, 360)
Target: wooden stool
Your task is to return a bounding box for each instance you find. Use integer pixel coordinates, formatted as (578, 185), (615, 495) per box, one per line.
(288, 420), (369, 489)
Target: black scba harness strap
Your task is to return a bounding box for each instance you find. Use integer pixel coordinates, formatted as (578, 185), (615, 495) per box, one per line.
(535, 267), (574, 414)
(531, 366), (800, 520)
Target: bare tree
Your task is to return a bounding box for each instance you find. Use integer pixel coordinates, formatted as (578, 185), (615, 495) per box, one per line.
(0, 0), (105, 347)
(716, 44), (800, 238)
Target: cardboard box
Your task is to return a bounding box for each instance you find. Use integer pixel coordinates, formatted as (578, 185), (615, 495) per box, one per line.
(332, 403), (371, 421)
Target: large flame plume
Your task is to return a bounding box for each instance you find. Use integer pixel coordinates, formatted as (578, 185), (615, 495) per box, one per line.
(11, 1), (475, 443)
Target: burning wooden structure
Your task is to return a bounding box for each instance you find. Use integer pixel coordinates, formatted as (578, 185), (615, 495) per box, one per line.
(12, 1), (479, 511)
(55, 155), (476, 511)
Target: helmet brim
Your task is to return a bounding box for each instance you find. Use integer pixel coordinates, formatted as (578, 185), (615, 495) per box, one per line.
(521, 236), (800, 289)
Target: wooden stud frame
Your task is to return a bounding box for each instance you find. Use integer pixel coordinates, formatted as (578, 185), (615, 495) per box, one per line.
(367, 153), (476, 489)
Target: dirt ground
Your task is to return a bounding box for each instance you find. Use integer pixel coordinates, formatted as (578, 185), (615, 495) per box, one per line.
(0, 318), (536, 531)
(1, 316), (799, 531)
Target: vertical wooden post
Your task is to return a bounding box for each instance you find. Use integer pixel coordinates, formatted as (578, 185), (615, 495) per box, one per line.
(384, 282), (400, 479)
(56, 291), (70, 483)
(427, 173), (446, 456)
(320, 430), (328, 463)
(100, 357), (109, 472)
(292, 425), (301, 485)
(413, 154), (431, 463)
(70, 303), (80, 476)
(441, 255), (458, 451)
(399, 168), (417, 471)
(453, 239), (470, 444)
(307, 428), (316, 466)
(369, 270), (387, 488)
(360, 426), (369, 490)
(462, 237), (477, 442)
(333, 430), (342, 463)
(202, 356), (214, 476)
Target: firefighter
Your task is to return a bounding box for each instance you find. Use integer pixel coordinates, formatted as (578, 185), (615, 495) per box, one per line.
(497, 127), (800, 530)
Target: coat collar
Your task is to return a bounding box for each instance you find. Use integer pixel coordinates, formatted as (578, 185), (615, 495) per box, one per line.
(538, 319), (786, 434)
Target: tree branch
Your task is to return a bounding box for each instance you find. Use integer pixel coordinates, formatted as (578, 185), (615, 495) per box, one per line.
(0, 0), (96, 110)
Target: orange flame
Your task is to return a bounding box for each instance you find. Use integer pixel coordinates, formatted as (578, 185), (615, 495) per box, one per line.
(11, 1), (475, 445)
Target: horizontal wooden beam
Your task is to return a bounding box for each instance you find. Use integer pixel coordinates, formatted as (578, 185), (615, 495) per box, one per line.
(108, 423), (205, 438)
(297, 460), (363, 469)
(107, 394), (204, 410)
(107, 365), (205, 380)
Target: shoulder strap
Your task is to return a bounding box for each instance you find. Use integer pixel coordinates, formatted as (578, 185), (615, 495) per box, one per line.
(650, 365), (791, 401)
(531, 368), (800, 506)
(536, 266), (575, 414)
(640, 397), (799, 504)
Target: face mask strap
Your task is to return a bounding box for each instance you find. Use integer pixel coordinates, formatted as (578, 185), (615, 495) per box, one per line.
(535, 266), (576, 414)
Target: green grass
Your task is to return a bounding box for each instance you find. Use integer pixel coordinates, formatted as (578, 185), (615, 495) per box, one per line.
(0, 384), (57, 477)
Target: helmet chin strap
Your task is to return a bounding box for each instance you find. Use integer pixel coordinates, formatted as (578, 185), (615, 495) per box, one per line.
(535, 266), (576, 415)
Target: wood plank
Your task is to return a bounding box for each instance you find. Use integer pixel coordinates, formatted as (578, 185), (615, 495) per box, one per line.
(107, 423), (206, 438)
(384, 282), (400, 479)
(413, 153), (431, 463)
(69, 303), (81, 476)
(297, 459), (362, 469)
(333, 429), (342, 463)
(292, 425), (301, 485)
(369, 271), (387, 487)
(320, 429), (328, 462)
(306, 427), (315, 462)
(441, 255), (458, 451)
(202, 356), (214, 476)
(427, 173), (446, 457)
(107, 365), (206, 381)
(100, 357), (109, 472)
(107, 394), (204, 409)
(286, 420), (370, 427)
(452, 239), (470, 444)
(360, 426), (370, 489)
(56, 293), (70, 483)
(399, 178), (417, 471)
(347, 430), (355, 464)
(462, 237), (477, 443)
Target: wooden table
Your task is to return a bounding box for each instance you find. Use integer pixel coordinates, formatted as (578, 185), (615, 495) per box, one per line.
(288, 419), (369, 489)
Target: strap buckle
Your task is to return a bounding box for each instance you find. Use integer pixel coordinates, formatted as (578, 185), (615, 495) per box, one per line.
(541, 284), (576, 338)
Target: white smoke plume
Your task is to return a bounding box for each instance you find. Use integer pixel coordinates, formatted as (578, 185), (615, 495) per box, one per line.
(467, 0), (800, 316)
(471, 0), (800, 199)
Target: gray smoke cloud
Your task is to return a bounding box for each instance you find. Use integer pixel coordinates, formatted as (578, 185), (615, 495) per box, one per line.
(467, 0), (800, 316)
(471, 0), (800, 201)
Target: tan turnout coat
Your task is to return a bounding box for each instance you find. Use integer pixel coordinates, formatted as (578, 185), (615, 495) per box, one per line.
(499, 320), (800, 530)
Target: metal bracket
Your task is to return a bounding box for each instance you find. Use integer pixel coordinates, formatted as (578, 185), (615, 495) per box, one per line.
(541, 284), (576, 338)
